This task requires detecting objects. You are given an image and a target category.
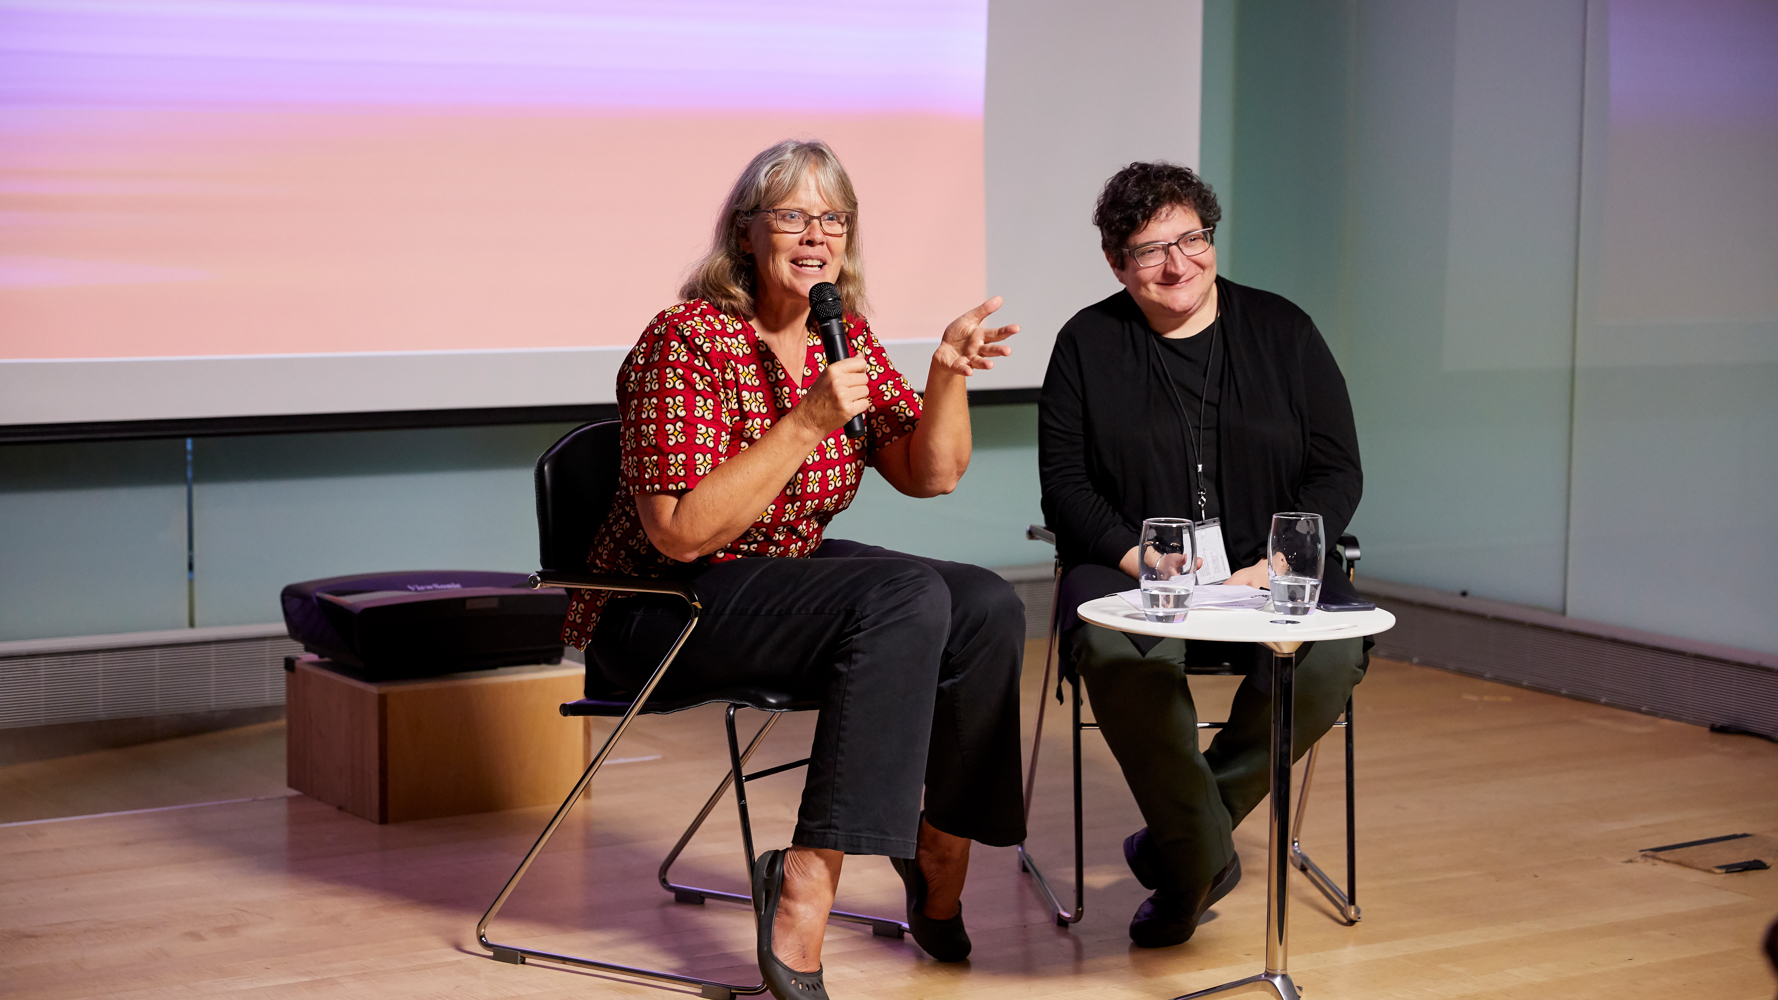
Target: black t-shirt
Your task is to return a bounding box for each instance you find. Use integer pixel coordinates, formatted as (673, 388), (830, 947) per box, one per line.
(1152, 317), (1224, 522)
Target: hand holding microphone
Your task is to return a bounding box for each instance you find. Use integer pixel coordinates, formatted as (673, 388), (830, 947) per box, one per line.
(809, 282), (867, 440)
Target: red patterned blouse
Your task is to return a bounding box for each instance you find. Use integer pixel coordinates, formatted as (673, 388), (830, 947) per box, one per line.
(561, 298), (923, 649)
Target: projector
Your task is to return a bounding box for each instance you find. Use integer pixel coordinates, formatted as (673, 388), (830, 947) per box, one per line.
(281, 570), (569, 681)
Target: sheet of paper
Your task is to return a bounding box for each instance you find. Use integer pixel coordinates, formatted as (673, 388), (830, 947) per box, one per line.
(1117, 585), (1271, 611)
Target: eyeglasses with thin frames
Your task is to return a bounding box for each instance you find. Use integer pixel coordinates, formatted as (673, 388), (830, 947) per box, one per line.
(745, 208), (853, 236)
(1120, 227), (1215, 268)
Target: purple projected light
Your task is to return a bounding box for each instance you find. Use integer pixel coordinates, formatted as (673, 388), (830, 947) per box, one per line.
(1610, 0), (1778, 122)
(0, 0), (988, 114)
(1595, 0), (1778, 330)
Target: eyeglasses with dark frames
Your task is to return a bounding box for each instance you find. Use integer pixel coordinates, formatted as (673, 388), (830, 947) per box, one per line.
(745, 208), (853, 236)
(1120, 227), (1215, 268)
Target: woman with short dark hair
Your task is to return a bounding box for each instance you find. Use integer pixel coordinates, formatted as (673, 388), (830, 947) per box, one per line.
(566, 139), (1026, 999)
(1040, 160), (1368, 949)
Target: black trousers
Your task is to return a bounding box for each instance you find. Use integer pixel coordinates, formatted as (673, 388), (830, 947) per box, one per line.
(1060, 564), (1367, 889)
(590, 539), (1027, 859)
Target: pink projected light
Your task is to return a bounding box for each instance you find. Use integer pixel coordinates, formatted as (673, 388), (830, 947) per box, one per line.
(0, 0), (988, 361)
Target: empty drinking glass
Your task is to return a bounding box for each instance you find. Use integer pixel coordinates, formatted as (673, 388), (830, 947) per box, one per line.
(1139, 517), (1197, 623)
(1268, 512), (1325, 616)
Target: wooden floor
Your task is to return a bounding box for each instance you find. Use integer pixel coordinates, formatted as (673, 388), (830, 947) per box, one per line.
(0, 721), (291, 825)
(3, 642), (1776, 999)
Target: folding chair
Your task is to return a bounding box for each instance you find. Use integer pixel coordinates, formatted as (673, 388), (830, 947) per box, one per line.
(476, 420), (904, 1000)
(1016, 526), (1363, 927)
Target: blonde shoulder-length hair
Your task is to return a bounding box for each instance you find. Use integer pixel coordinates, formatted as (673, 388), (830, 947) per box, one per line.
(679, 139), (867, 320)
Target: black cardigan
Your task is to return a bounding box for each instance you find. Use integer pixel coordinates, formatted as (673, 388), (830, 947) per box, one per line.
(1038, 278), (1363, 584)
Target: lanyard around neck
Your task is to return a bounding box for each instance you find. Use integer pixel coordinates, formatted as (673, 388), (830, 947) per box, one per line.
(1151, 316), (1219, 522)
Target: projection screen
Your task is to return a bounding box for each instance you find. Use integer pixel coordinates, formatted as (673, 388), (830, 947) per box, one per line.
(0, 1), (989, 432)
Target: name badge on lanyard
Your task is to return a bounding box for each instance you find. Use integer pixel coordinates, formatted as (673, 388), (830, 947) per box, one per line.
(1194, 518), (1232, 584)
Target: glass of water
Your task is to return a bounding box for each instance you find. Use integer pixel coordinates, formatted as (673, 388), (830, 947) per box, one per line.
(1139, 517), (1197, 623)
(1268, 512), (1325, 616)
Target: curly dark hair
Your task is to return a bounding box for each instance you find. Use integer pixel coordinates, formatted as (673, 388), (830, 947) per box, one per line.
(1093, 162), (1222, 267)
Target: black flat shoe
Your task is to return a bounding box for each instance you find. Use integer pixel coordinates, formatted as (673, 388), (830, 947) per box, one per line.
(890, 855), (972, 962)
(1129, 853), (1242, 949)
(1123, 827), (1162, 890)
(752, 849), (829, 999)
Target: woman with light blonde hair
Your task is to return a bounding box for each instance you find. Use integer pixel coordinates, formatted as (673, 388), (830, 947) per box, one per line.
(680, 139), (871, 320)
(561, 138), (1025, 998)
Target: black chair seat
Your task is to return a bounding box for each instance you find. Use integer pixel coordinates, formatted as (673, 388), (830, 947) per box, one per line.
(560, 686), (820, 718)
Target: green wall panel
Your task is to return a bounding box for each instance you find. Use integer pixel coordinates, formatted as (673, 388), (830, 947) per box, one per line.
(190, 424), (575, 627)
(828, 404), (1048, 569)
(1222, 0), (1355, 355)
(179, 411), (1047, 629)
(0, 439), (189, 640)
(0, 411), (1044, 641)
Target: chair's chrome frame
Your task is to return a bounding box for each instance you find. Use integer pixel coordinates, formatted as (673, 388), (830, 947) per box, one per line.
(1015, 528), (1362, 929)
(476, 572), (904, 1000)
(1288, 696), (1359, 922)
(656, 716), (907, 939)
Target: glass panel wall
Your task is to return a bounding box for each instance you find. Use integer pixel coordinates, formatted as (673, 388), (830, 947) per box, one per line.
(1225, 0), (1774, 653)
(1226, 0), (1584, 612)
(1565, 0), (1778, 652)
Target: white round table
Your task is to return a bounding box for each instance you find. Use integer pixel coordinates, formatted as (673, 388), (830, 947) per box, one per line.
(1076, 596), (1395, 1000)
(1077, 596), (1394, 652)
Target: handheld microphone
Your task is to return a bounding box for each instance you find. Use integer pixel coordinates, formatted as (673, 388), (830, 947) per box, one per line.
(810, 281), (866, 440)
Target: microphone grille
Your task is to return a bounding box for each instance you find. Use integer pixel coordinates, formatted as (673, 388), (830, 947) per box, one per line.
(809, 281), (844, 321)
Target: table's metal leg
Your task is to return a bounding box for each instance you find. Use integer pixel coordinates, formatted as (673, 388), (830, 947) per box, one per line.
(1263, 645), (1295, 979)
(1169, 972), (1299, 1000)
(1167, 642), (1301, 1000)
(1345, 694), (1357, 919)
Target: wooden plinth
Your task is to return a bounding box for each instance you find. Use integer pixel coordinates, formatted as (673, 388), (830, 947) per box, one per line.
(285, 655), (583, 824)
